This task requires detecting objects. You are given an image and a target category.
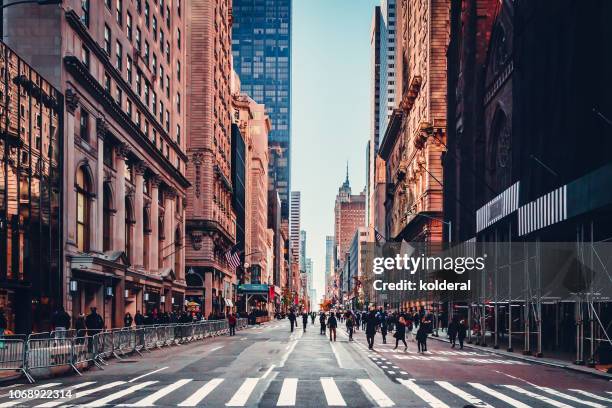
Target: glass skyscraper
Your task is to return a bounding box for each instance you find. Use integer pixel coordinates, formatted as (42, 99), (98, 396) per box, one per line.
(232, 0), (292, 218)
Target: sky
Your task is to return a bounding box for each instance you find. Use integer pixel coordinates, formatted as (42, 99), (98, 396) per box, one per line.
(292, 0), (378, 305)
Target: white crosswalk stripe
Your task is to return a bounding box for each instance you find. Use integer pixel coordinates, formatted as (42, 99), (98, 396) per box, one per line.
(320, 377), (346, 406)
(468, 382), (532, 408)
(177, 379), (224, 407)
(117, 379), (192, 406)
(502, 385), (574, 408)
(568, 389), (612, 403)
(398, 379), (449, 408)
(535, 386), (607, 408)
(356, 379), (394, 407)
(35, 381), (126, 408)
(81, 381), (157, 407)
(276, 378), (298, 406)
(225, 378), (259, 407)
(435, 381), (493, 408)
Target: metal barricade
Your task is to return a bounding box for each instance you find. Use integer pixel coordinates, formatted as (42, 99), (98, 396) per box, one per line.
(0, 338), (32, 382)
(26, 337), (80, 376)
(72, 336), (99, 369)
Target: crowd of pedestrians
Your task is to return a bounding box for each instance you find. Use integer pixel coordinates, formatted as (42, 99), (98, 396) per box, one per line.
(286, 306), (469, 353)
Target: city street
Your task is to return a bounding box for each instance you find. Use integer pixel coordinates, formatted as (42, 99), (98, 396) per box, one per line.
(1, 321), (611, 407)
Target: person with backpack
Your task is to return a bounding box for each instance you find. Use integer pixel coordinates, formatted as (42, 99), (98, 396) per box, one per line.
(327, 312), (338, 341)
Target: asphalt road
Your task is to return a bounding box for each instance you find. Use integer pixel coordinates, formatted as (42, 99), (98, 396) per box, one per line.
(1, 320), (611, 407)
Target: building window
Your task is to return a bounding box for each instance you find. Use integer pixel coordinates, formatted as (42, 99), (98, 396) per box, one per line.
(104, 24), (111, 54)
(81, 0), (90, 27)
(176, 92), (180, 113)
(166, 6), (170, 27)
(176, 124), (180, 145)
(165, 110), (170, 132)
(144, 41), (150, 64)
(144, 82), (149, 106)
(152, 91), (157, 115)
(136, 71), (142, 94)
(126, 12), (132, 40)
(144, 1), (150, 27)
(127, 99), (132, 117)
(103, 183), (113, 251)
(159, 30), (164, 50)
(116, 0), (123, 25)
(159, 65), (164, 85)
(76, 165), (92, 252)
(136, 27), (141, 51)
(79, 109), (89, 142)
(115, 86), (122, 106)
(177, 28), (181, 49)
(115, 41), (123, 70)
(125, 196), (134, 262)
(165, 75), (170, 98)
(152, 54), (157, 76)
(165, 41), (170, 63)
(105, 0), (111, 9)
(136, 0), (141, 14)
(104, 73), (111, 93)
(152, 16), (157, 40)
(127, 56), (133, 83)
(159, 101), (164, 122)
(176, 61), (180, 81)
(177, 0), (180, 17)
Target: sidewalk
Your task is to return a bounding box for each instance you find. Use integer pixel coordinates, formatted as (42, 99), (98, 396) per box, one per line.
(428, 330), (612, 380)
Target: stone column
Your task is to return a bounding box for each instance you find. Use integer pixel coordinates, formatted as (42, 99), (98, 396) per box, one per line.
(149, 176), (161, 271)
(164, 187), (177, 271)
(64, 89), (79, 247)
(133, 162), (146, 268)
(114, 144), (129, 254)
(94, 119), (108, 253)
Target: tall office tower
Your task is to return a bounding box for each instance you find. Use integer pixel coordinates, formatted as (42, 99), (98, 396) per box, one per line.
(379, 0), (397, 133)
(299, 230), (307, 271)
(334, 169), (366, 270)
(325, 236), (334, 282)
(367, 6), (382, 229)
(289, 191), (301, 264)
(232, 0), (292, 218)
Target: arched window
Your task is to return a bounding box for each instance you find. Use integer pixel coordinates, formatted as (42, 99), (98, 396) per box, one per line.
(103, 183), (113, 251)
(125, 196), (134, 262)
(76, 165), (92, 252)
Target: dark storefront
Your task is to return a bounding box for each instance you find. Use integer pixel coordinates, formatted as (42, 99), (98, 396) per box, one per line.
(0, 42), (63, 334)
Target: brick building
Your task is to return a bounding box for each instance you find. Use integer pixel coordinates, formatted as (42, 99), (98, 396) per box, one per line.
(184, 0), (235, 318)
(4, 0), (189, 329)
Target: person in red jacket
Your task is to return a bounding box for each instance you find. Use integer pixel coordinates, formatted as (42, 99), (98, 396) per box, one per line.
(228, 313), (237, 336)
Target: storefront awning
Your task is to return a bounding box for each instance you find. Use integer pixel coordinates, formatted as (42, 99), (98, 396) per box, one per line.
(238, 284), (269, 294)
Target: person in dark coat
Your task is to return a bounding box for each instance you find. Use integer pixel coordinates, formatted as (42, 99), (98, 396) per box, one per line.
(124, 312), (133, 328)
(345, 312), (355, 341)
(228, 313), (237, 336)
(366, 310), (378, 350)
(355, 311), (361, 331)
(319, 312), (327, 335)
(288, 310), (296, 332)
(302, 312), (308, 331)
(393, 316), (408, 350)
(327, 312), (338, 341)
(447, 317), (458, 348)
(416, 322), (428, 353)
(75, 313), (86, 343)
(85, 307), (104, 335)
(457, 319), (467, 349)
(134, 310), (145, 326)
(378, 311), (388, 344)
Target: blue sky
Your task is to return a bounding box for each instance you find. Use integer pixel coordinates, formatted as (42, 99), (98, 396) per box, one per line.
(292, 0), (378, 304)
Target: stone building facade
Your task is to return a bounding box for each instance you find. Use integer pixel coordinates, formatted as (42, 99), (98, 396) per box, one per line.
(333, 172), (366, 273)
(184, 0), (236, 318)
(379, 0), (449, 243)
(4, 0), (189, 329)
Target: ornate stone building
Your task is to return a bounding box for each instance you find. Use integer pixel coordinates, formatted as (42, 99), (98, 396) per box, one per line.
(184, 0), (236, 317)
(379, 0), (449, 244)
(4, 0), (189, 328)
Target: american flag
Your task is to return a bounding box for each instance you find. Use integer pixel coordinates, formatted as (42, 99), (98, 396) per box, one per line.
(224, 248), (241, 270)
(374, 228), (385, 245)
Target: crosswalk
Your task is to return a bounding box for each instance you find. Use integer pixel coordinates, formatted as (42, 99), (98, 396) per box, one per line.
(1, 377), (610, 407)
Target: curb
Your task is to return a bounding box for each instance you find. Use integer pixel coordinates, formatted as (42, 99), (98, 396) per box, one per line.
(429, 333), (612, 380)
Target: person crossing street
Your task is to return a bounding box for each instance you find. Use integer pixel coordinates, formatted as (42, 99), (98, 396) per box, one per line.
(288, 310), (296, 332)
(366, 308), (378, 350)
(327, 312), (337, 341)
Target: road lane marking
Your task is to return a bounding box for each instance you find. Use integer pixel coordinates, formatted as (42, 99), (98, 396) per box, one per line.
(261, 365), (276, 379)
(280, 340), (298, 367)
(276, 378), (298, 406)
(118, 379), (192, 406)
(535, 387), (606, 408)
(177, 379), (224, 406)
(36, 381), (127, 408)
(356, 379), (394, 407)
(81, 381), (157, 407)
(210, 346), (223, 352)
(398, 379), (449, 408)
(330, 342), (343, 368)
(0, 383), (92, 408)
(502, 385), (573, 408)
(128, 367), (168, 383)
(568, 389), (612, 403)
(468, 383), (531, 408)
(435, 381), (492, 408)
(225, 378), (258, 407)
(320, 378), (346, 406)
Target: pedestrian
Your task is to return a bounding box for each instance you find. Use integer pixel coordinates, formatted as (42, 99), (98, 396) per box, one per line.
(311, 312), (315, 325)
(362, 311), (368, 330)
(288, 310), (296, 332)
(447, 316), (458, 348)
(228, 313), (237, 336)
(75, 312), (86, 344)
(327, 312), (337, 341)
(379, 311), (388, 344)
(134, 310), (145, 327)
(124, 312), (133, 328)
(52, 306), (71, 339)
(416, 319), (428, 353)
(355, 311), (361, 331)
(346, 312), (355, 341)
(0, 309), (6, 349)
(393, 316), (408, 350)
(366, 309), (378, 350)
(85, 307), (104, 352)
(319, 312), (327, 335)
(302, 312), (308, 331)
(457, 319), (467, 350)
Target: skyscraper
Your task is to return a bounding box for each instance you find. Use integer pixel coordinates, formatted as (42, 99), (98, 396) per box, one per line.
(232, 0), (292, 218)
(379, 0), (397, 133)
(289, 191), (301, 264)
(299, 230), (307, 271)
(325, 236), (334, 283)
